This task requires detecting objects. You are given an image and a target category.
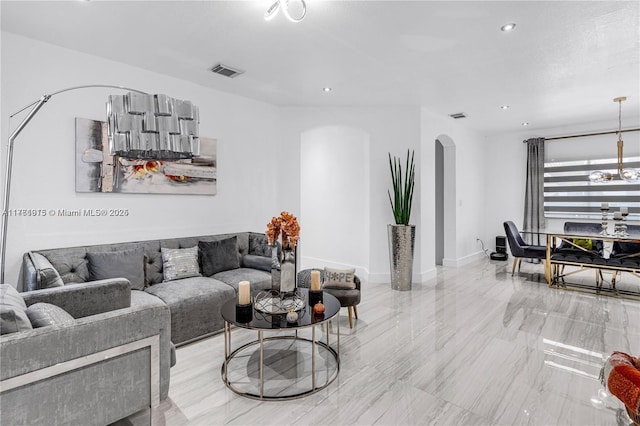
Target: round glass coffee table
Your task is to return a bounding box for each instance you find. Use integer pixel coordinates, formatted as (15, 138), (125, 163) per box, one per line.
(221, 288), (340, 400)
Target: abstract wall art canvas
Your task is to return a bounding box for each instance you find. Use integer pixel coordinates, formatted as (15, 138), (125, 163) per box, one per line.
(75, 118), (217, 195)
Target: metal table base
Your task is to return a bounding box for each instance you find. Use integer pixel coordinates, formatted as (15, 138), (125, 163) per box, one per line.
(221, 315), (340, 401)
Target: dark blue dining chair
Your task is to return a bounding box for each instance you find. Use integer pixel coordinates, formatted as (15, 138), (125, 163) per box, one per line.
(503, 221), (547, 275)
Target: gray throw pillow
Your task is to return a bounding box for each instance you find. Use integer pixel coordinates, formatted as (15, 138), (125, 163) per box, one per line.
(199, 237), (240, 277)
(87, 247), (145, 290)
(323, 267), (356, 289)
(161, 246), (201, 282)
(243, 254), (272, 272)
(249, 233), (271, 257)
(0, 284), (33, 335)
(26, 303), (75, 328)
(29, 252), (64, 289)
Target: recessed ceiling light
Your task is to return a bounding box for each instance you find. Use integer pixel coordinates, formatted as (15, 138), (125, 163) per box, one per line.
(501, 23), (516, 32)
(500, 105), (510, 110)
(322, 87), (332, 92)
(521, 122), (529, 126)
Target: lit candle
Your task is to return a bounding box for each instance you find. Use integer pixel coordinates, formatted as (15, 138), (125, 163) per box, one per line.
(311, 270), (321, 291)
(238, 281), (251, 305)
(620, 207), (628, 215)
(601, 202), (609, 209)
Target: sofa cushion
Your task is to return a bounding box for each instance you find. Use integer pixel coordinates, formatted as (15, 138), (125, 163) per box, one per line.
(145, 277), (235, 344)
(28, 252), (65, 289)
(213, 268), (272, 295)
(161, 246), (201, 282)
(87, 247), (146, 290)
(323, 267), (357, 289)
(243, 254), (271, 272)
(40, 248), (90, 284)
(199, 237), (240, 277)
(249, 233), (271, 257)
(0, 284), (33, 335)
(26, 303), (75, 328)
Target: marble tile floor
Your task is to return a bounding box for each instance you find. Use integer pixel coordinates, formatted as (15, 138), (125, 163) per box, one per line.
(119, 258), (640, 426)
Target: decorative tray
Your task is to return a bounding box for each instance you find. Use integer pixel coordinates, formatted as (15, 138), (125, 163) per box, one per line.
(254, 289), (306, 314)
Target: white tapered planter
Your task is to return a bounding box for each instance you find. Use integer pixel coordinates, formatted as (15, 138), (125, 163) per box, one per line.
(388, 224), (415, 291)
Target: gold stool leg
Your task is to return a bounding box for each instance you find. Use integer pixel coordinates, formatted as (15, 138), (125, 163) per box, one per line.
(512, 258), (518, 275)
(353, 305), (358, 319)
(348, 306), (353, 329)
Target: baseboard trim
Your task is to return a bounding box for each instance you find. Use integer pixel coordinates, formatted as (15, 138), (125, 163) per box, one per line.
(442, 250), (485, 268)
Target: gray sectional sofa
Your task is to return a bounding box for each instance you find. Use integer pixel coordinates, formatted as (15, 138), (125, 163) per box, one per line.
(21, 232), (274, 345)
(1, 231), (274, 425)
(0, 280), (172, 426)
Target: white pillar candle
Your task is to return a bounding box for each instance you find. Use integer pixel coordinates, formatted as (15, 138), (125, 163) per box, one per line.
(238, 281), (251, 305)
(620, 207), (628, 214)
(601, 202), (609, 209)
(614, 211), (622, 219)
(311, 270), (321, 291)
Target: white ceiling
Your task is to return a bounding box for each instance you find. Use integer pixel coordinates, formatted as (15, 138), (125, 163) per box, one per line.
(2, 0), (639, 136)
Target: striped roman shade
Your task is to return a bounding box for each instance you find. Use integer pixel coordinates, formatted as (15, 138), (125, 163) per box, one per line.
(544, 156), (640, 220)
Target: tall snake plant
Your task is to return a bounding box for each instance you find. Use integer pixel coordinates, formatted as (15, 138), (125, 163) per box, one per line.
(388, 149), (415, 226)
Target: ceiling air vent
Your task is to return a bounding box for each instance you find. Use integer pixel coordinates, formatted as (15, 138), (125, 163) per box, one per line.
(449, 112), (467, 119)
(210, 64), (244, 78)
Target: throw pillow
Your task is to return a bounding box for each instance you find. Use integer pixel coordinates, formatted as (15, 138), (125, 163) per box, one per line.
(161, 246), (201, 282)
(87, 247), (145, 290)
(28, 252), (64, 289)
(323, 267), (356, 290)
(26, 303), (75, 328)
(249, 233), (271, 257)
(199, 237), (240, 277)
(0, 284), (33, 335)
(243, 254), (272, 272)
(573, 238), (593, 250)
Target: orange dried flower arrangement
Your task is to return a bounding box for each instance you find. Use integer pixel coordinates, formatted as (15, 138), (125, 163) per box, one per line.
(266, 211), (300, 249)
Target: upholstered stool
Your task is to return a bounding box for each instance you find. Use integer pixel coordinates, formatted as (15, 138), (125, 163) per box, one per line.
(297, 268), (361, 328)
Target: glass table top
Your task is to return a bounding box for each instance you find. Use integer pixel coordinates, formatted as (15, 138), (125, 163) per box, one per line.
(221, 288), (340, 330)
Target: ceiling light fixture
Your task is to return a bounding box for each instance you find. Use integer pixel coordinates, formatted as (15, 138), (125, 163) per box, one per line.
(501, 105), (510, 110)
(322, 87), (332, 92)
(501, 23), (516, 32)
(589, 97), (639, 183)
(264, 0), (307, 23)
(521, 122), (529, 126)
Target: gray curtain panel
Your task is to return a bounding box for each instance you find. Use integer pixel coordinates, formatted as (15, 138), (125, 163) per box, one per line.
(523, 137), (545, 247)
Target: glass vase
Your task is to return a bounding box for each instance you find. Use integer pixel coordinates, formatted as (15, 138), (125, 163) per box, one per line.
(270, 244), (281, 292)
(280, 246), (296, 295)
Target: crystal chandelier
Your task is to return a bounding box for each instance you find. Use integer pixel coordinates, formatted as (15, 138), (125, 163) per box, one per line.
(589, 97), (640, 183)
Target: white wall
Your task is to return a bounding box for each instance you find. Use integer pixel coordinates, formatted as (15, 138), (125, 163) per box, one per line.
(484, 119), (640, 249)
(279, 106), (421, 284)
(1, 33), (281, 284)
(278, 106), (490, 284)
(420, 108), (488, 271)
(300, 126), (370, 275)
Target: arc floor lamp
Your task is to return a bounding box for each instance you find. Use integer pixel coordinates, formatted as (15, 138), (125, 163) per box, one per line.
(1, 84), (200, 283)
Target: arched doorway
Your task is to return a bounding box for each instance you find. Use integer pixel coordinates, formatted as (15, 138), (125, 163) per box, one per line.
(435, 135), (456, 265)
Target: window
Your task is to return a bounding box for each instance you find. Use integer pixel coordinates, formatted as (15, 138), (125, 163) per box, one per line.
(544, 156), (640, 220)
